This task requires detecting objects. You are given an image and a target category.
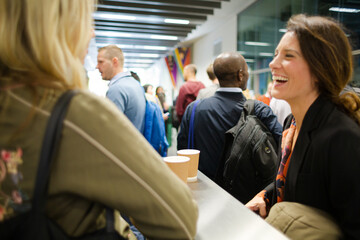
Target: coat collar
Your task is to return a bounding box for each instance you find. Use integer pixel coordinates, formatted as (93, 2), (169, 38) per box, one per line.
(284, 94), (335, 200)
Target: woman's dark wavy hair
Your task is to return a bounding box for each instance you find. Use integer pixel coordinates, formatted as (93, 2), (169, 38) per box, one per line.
(287, 14), (360, 125)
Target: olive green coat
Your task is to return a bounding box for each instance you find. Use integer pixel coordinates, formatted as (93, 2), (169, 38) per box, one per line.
(0, 87), (198, 239)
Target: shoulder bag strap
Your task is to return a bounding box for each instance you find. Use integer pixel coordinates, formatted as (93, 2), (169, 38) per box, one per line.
(32, 90), (78, 212)
(32, 90), (116, 234)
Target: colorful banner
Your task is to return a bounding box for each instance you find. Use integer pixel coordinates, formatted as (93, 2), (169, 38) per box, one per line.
(174, 47), (191, 80)
(165, 55), (177, 88)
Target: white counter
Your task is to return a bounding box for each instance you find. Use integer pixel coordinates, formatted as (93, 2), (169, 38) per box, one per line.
(188, 171), (288, 240)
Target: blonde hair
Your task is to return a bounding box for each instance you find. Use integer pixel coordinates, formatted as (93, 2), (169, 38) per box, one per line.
(184, 64), (197, 75)
(0, 0), (96, 89)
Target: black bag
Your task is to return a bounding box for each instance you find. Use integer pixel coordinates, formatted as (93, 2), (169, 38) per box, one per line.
(170, 106), (180, 130)
(0, 90), (124, 240)
(215, 100), (278, 204)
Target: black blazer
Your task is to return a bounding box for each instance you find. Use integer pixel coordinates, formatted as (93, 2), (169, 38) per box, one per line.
(267, 94), (360, 239)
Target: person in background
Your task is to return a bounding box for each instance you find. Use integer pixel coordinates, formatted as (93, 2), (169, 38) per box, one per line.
(177, 52), (282, 183)
(143, 84), (154, 96)
(175, 64), (205, 123)
(197, 63), (219, 100)
(256, 81), (273, 105)
(144, 84), (168, 121)
(270, 97), (291, 127)
(242, 88), (253, 100)
(97, 45), (146, 133)
(156, 86), (169, 113)
(155, 86), (170, 121)
(246, 14), (360, 239)
(143, 84), (160, 107)
(0, 0), (198, 239)
(156, 86), (171, 144)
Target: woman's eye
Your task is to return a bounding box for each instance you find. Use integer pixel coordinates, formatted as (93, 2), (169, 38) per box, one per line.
(285, 54), (293, 58)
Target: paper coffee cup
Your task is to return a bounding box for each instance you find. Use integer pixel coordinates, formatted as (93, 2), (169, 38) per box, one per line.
(177, 149), (200, 182)
(163, 156), (190, 183)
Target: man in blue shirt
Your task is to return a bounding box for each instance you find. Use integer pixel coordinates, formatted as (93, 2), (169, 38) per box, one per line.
(177, 52), (282, 181)
(97, 45), (146, 133)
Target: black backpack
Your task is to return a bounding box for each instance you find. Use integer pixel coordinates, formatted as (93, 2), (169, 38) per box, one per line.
(215, 100), (278, 204)
(0, 91), (124, 240)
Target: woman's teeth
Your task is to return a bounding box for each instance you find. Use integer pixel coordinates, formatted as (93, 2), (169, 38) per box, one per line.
(273, 76), (288, 83)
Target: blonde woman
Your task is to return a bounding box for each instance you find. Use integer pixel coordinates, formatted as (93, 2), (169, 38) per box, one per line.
(0, 1), (198, 239)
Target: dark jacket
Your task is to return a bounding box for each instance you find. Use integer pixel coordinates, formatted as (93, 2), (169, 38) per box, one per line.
(177, 91), (282, 180)
(267, 94), (360, 239)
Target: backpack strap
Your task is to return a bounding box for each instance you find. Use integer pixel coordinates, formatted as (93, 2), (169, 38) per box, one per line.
(187, 100), (200, 149)
(243, 99), (256, 116)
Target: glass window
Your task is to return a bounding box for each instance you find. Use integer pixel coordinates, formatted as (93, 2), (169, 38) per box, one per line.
(237, 0), (360, 95)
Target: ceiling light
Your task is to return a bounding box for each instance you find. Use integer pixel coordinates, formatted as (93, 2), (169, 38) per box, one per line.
(245, 59), (254, 63)
(139, 53), (160, 58)
(125, 67), (146, 72)
(123, 53), (161, 58)
(150, 35), (178, 40)
(143, 46), (168, 50)
(259, 52), (273, 57)
(244, 41), (271, 46)
(93, 12), (137, 21)
(329, 7), (360, 13)
(96, 43), (168, 51)
(126, 59), (154, 63)
(164, 19), (190, 25)
(95, 31), (178, 41)
(125, 63), (152, 68)
(95, 30), (132, 38)
(279, 29), (287, 33)
(96, 43), (128, 48)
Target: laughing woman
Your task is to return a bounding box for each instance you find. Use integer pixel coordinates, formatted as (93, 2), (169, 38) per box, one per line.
(246, 14), (360, 239)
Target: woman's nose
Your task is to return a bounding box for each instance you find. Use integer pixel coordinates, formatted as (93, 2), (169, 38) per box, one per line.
(269, 56), (278, 69)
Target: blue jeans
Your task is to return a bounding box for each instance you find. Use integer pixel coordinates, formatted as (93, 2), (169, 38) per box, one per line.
(122, 214), (145, 240)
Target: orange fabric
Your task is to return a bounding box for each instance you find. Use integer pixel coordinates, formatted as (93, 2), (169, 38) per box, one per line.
(276, 119), (296, 202)
(257, 95), (271, 106)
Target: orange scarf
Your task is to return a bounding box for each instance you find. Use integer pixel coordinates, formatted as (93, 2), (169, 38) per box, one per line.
(276, 119), (296, 202)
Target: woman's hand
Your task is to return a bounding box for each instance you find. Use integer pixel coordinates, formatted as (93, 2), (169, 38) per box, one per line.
(245, 195), (267, 218)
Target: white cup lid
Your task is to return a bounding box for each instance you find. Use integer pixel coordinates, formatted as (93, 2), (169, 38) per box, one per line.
(163, 156), (190, 163)
(177, 149), (200, 155)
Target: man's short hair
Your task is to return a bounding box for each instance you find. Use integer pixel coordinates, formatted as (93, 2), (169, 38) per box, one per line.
(98, 45), (124, 68)
(213, 52), (245, 83)
(206, 64), (216, 81)
(185, 64), (197, 75)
